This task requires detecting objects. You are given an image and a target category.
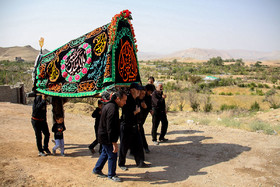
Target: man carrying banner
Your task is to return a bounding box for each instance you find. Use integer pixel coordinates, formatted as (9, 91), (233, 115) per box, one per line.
(92, 90), (127, 182)
(118, 83), (150, 170)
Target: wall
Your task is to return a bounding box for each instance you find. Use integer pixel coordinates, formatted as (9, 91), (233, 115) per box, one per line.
(0, 83), (26, 104)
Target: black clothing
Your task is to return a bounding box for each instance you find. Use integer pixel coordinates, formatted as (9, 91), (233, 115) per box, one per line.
(31, 95), (50, 152)
(31, 119), (50, 152)
(120, 94), (138, 127)
(92, 107), (101, 128)
(152, 90), (166, 112)
(137, 94), (152, 150)
(51, 97), (64, 124)
(98, 101), (120, 145)
(119, 123), (144, 166)
(152, 111), (168, 141)
(52, 122), (66, 140)
(151, 90), (168, 141)
(89, 107), (102, 151)
(32, 96), (47, 120)
(119, 94), (145, 167)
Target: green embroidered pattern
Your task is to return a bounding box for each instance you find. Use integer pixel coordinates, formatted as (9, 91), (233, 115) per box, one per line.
(62, 83), (78, 93)
(41, 53), (56, 64)
(70, 36), (86, 48)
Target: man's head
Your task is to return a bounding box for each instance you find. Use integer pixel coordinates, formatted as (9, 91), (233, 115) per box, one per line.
(97, 100), (103, 109)
(145, 84), (154, 95)
(156, 82), (163, 92)
(138, 86), (146, 100)
(129, 83), (141, 99)
(148, 76), (155, 85)
(113, 90), (127, 108)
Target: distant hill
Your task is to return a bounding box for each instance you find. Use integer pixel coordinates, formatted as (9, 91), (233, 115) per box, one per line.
(138, 48), (280, 62)
(0, 45), (49, 62)
(1, 46), (279, 63)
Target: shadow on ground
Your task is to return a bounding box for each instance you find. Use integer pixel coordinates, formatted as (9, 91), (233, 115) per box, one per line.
(119, 129), (251, 184)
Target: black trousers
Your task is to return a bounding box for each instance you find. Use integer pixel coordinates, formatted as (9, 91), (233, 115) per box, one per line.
(139, 112), (149, 150)
(31, 119), (50, 152)
(139, 123), (148, 150)
(118, 124), (144, 166)
(89, 125), (102, 152)
(152, 111), (168, 141)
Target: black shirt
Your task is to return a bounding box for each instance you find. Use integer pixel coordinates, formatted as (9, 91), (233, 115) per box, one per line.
(121, 94), (139, 126)
(32, 96), (47, 120)
(52, 122), (66, 140)
(152, 90), (166, 112)
(98, 101), (120, 145)
(92, 107), (101, 128)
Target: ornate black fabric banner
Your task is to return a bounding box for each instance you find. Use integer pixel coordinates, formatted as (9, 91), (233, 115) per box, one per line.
(35, 10), (140, 97)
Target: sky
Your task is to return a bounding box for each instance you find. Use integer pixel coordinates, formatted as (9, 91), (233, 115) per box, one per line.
(0, 0), (279, 54)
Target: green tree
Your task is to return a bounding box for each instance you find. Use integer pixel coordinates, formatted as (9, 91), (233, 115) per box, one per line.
(207, 56), (224, 66)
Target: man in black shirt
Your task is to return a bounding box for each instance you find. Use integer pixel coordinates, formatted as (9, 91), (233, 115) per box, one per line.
(118, 83), (150, 170)
(93, 90), (127, 182)
(151, 82), (168, 145)
(31, 94), (50, 156)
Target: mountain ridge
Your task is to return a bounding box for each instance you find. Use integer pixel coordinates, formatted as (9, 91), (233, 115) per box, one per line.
(138, 48), (280, 61)
(0, 45), (279, 62)
(0, 45), (49, 62)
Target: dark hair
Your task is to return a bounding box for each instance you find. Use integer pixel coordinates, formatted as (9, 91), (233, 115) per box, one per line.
(55, 114), (64, 120)
(98, 100), (103, 105)
(148, 76), (155, 82)
(111, 90), (127, 101)
(145, 84), (154, 91)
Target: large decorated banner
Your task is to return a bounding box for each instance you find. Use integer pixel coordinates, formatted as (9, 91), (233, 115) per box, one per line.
(34, 10), (141, 97)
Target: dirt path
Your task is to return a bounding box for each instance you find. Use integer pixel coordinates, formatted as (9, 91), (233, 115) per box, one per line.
(0, 102), (279, 186)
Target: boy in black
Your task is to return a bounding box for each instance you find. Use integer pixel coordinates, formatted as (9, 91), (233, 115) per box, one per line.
(89, 100), (103, 154)
(52, 116), (66, 156)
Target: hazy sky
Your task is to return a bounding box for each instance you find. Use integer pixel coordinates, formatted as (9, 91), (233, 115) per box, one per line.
(0, 0), (279, 54)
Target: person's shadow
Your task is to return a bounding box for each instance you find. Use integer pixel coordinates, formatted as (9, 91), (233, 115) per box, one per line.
(64, 144), (99, 157)
(119, 130), (251, 184)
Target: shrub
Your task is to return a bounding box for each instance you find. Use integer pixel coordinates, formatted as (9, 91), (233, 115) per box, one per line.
(250, 82), (257, 87)
(203, 95), (213, 113)
(250, 101), (260, 111)
(220, 104), (238, 111)
(257, 84), (264, 88)
(255, 89), (264, 96)
(249, 121), (275, 135)
(264, 84), (270, 88)
(217, 118), (241, 128)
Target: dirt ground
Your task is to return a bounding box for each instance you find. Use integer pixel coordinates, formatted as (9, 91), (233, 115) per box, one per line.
(0, 102), (279, 187)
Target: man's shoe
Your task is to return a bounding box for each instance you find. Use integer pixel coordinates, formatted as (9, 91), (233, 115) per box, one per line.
(38, 152), (46, 156)
(92, 170), (107, 178)
(44, 148), (51, 155)
(159, 138), (168, 142)
(153, 141), (159, 145)
(61, 153), (65, 157)
(109, 176), (122, 182)
(145, 148), (150, 153)
(138, 162), (151, 168)
(119, 166), (128, 171)
(52, 149), (56, 155)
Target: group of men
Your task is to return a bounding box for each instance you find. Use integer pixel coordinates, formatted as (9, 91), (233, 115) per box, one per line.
(30, 76), (168, 183)
(93, 77), (169, 182)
